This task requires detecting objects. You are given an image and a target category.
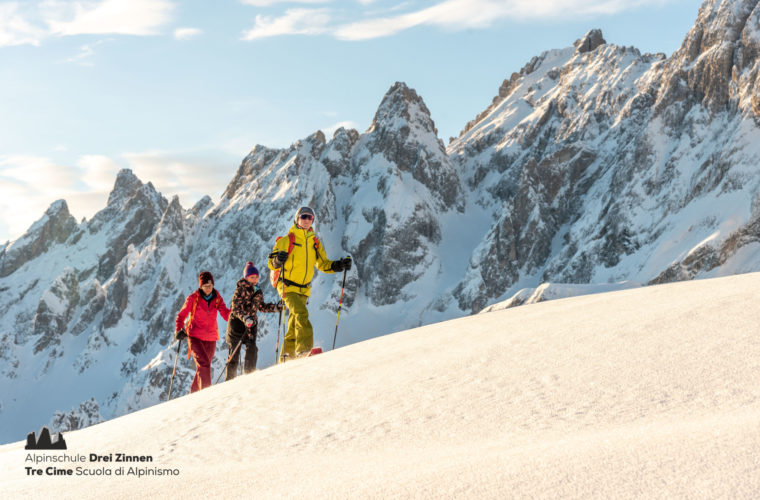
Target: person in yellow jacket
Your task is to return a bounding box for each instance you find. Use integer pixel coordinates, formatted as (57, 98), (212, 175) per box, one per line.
(268, 206), (351, 361)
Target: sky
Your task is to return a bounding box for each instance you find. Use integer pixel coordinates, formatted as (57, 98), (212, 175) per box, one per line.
(0, 0), (701, 243)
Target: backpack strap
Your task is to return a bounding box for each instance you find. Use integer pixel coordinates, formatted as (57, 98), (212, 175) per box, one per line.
(270, 234), (294, 291)
(186, 292), (200, 331)
(270, 232), (319, 291)
(287, 232), (296, 253)
(185, 292), (199, 359)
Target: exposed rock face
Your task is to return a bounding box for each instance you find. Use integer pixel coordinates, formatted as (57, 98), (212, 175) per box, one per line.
(50, 398), (103, 432)
(0, 200), (77, 278)
(574, 29), (606, 53)
(190, 195), (213, 217)
(365, 82), (463, 212)
(70, 281), (106, 336)
(656, 0), (760, 117)
(90, 169), (168, 281)
(33, 268), (80, 354)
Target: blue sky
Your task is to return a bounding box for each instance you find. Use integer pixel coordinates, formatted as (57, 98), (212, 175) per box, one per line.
(0, 0), (700, 243)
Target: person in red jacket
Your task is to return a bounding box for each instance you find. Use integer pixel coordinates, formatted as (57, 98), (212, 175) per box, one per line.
(175, 271), (230, 393)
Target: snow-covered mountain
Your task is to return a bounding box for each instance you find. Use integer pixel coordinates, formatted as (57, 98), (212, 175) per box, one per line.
(3, 272), (760, 497)
(450, 0), (760, 312)
(2, 0), (760, 443)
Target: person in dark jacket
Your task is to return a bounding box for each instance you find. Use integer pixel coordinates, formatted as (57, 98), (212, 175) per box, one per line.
(175, 271), (230, 393)
(225, 262), (281, 380)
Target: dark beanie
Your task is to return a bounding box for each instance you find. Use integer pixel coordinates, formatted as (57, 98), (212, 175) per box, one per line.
(243, 261), (259, 278)
(198, 271), (214, 287)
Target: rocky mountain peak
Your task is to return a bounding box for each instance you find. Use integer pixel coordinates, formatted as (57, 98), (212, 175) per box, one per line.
(360, 82), (462, 211)
(150, 195), (186, 248)
(190, 195), (213, 217)
(93, 169), (166, 228)
(368, 81), (438, 137)
(658, 0), (760, 116)
(574, 29), (606, 53)
(160, 195), (184, 225)
(0, 199), (78, 278)
(684, 0), (758, 56)
(45, 199), (70, 217)
(107, 169), (142, 207)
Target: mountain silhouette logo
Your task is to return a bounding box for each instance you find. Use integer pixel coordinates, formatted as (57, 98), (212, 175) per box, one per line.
(25, 427), (67, 450)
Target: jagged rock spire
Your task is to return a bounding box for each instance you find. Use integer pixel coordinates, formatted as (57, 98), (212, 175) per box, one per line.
(574, 29), (606, 53)
(107, 169), (143, 207)
(0, 199), (77, 277)
(368, 82), (439, 137)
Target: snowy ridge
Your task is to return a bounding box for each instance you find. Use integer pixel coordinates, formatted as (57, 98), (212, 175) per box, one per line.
(3, 0), (760, 445)
(479, 281), (641, 312)
(2, 272), (759, 497)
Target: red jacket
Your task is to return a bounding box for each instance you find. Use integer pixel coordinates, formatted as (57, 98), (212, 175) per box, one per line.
(175, 289), (231, 342)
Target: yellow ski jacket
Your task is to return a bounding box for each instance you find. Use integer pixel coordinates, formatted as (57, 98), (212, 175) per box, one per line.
(268, 224), (335, 297)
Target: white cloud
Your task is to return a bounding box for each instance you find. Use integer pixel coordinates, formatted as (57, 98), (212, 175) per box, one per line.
(0, 155), (98, 240)
(334, 0), (523, 40)
(60, 39), (111, 65)
(337, 0), (679, 39)
(0, 149), (240, 242)
(242, 8), (331, 40)
(241, 0), (678, 41)
(77, 154), (122, 191)
(174, 27), (202, 40)
(240, 0), (329, 6)
(44, 0), (175, 36)
(0, 155), (80, 188)
(0, 3), (47, 47)
(321, 120), (360, 137)
(122, 150), (237, 208)
(65, 43), (95, 64)
(0, 0), (176, 48)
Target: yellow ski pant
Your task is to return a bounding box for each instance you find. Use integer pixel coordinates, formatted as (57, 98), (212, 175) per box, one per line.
(281, 292), (313, 359)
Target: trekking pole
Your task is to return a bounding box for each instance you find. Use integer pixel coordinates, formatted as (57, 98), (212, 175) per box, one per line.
(275, 274), (284, 363)
(167, 338), (183, 401)
(332, 268), (348, 350)
(214, 335), (246, 384)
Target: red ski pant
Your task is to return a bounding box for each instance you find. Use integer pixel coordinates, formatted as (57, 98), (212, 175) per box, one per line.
(189, 337), (216, 393)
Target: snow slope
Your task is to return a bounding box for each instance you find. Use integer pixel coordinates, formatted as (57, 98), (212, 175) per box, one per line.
(2, 272), (759, 498)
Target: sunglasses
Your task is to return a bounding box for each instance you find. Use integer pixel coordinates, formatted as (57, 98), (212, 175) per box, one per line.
(299, 214), (314, 220)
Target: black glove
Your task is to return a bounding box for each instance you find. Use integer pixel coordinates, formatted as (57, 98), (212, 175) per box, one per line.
(341, 256), (352, 271)
(174, 329), (187, 341)
(276, 302), (284, 312)
(271, 251), (289, 268)
(330, 259), (343, 272)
